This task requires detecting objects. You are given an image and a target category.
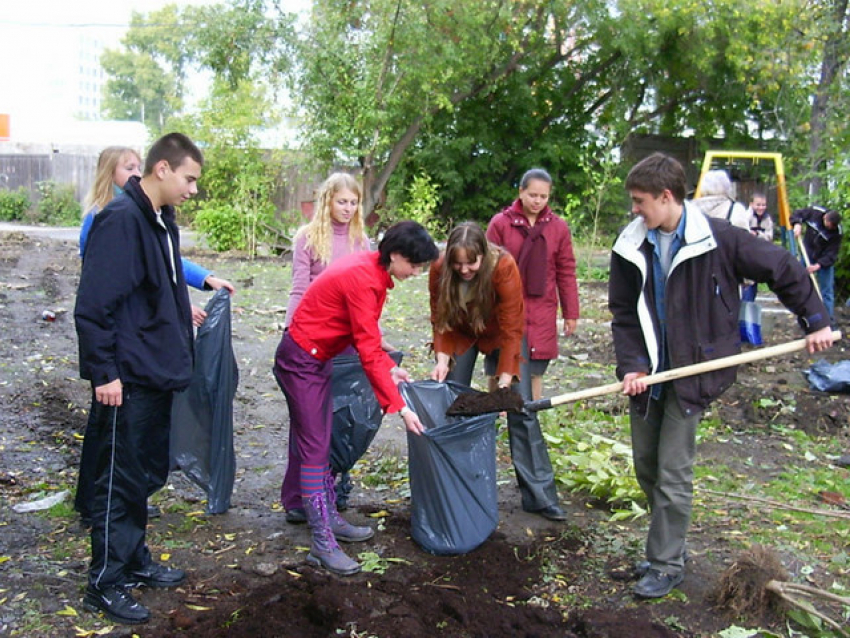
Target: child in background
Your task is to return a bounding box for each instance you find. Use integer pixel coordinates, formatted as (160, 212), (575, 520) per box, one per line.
(748, 192), (774, 242)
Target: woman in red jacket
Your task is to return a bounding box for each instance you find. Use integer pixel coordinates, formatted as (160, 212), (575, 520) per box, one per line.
(274, 221), (438, 576)
(485, 169), (579, 521)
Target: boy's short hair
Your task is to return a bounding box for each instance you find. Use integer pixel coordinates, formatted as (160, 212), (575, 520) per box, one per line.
(825, 210), (841, 227)
(144, 133), (204, 176)
(625, 152), (687, 204)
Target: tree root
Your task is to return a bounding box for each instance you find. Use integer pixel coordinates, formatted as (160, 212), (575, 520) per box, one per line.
(710, 545), (850, 636)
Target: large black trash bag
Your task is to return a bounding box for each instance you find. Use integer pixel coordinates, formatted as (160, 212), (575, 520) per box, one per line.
(400, 380), (499, 555)
(170, 289), (238, 514)
(329, 350), (403, 475)
(804, 359), (850, 393)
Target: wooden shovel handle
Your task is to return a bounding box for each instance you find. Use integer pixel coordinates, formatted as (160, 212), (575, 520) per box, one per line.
(525, 330), (841, 412)
(797, 234), (822, 298)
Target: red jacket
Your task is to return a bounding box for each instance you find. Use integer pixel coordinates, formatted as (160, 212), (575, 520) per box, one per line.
(288, 251), (404, 413)
(487, 200), (579, 360)
(429, 253), (525, 378)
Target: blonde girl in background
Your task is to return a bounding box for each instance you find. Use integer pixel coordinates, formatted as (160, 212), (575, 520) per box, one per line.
(281, 172), (393, 524)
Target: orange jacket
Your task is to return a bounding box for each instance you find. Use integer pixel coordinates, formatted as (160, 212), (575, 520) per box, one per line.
(429, 252), (525, 379)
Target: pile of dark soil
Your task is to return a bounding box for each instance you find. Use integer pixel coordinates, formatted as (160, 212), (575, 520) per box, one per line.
(159, 514), (573, 637)
(152, 512), (686, 638)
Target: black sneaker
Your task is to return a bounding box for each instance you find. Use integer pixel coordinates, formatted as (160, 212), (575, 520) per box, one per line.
(285, 507), (307, 524)
(83, 584), (150, 625)
(147, 504), (161, 519)
(633, 568), (684, 598)
(127, 562), (186, 588)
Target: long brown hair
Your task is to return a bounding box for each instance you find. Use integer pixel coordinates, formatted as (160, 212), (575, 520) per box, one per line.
(434, 222), (500, 335)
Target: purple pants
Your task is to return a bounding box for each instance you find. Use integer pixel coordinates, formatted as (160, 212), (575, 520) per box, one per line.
(273, 331), (333, 508)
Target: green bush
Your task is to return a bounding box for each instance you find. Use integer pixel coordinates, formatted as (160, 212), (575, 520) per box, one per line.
(382, 172), (448, 239)
(0, 187), (31, 221)
(33, 181), (81, 225)
(194, 204), (245, 252)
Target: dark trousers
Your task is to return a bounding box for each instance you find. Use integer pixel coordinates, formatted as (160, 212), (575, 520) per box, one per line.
(87, 384), (173, 588)
(76, 391), (169, 519)
(447, 339), (559, 512)
(630, 386), (701, 574)
(273, 331), (333, 503)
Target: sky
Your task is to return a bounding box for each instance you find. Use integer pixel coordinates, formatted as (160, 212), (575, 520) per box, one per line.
(0, 0), (307, 147)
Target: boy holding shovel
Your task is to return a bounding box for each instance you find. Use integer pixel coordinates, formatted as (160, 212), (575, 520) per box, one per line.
(608, 152), (834, 599)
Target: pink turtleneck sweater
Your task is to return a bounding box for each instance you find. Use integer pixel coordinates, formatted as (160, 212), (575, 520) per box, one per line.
(284, 221), (370, 328)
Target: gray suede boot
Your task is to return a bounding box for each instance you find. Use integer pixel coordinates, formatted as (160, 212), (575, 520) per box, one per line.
(325, 473), (374, 543)
(303, 493), (361, 576)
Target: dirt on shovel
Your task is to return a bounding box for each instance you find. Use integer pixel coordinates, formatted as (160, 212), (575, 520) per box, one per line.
(445, 387), (525, 416)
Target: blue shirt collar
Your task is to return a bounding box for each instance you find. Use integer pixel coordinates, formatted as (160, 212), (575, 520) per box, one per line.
(647, 205), (687, 247)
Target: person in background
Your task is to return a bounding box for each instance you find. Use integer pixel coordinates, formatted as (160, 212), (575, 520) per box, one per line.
(273, 221), (438, 576)
(747, 192), (774, 242)
(691, 169), (750, 230)
(79, 146), (234, 326)
(75, 132), (208, 624)
(431, 222), (565, 520)
(280, 172), (392, 524)
(487, 169), (577, 522)
(609, 152), (833, 600)
(75, 146), (234, 527)
(791, 205), (842, 324)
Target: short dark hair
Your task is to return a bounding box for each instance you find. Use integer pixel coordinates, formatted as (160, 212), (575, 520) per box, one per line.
(625, 152), (687, 204)
(519, 168), (553, 190)
(825, 210), (841, 227)
(144, 132), (204, 175)
(378, 221), (438, 267)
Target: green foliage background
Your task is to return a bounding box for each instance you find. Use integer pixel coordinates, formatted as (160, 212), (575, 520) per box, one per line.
(95, 0), (850, 267)
(0, 188), (31, 222)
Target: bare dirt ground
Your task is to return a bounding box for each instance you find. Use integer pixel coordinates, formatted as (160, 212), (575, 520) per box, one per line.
(0, 229), (848, 637)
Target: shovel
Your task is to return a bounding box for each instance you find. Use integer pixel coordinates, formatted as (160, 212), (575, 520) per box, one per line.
(446, 331), (841, 416)
(796, 235), (823, 299)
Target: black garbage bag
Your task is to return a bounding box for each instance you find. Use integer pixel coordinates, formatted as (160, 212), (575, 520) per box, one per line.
(400, 380), (499, 555)
(804, 359), (850, 393)
(170, 289), (238, 514)
(329, 350), (402, 475)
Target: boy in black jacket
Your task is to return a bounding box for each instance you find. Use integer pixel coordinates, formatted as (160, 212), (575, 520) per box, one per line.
(74, 132), (203, 624)
(791, 205), (842, 323)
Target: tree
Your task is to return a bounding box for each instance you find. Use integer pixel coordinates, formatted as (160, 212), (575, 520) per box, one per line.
(186, 0), (294, 90)
(101, 6), (188, 131)
(292, 0), (823, 221)
(806, 0), (850, 197)
(169, 77), (282, 254)
(293, 0), (603, 216)
(102, 1), (294, 131)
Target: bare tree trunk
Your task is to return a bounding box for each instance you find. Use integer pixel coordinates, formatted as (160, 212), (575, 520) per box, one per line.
(807, 0), (850, 198)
